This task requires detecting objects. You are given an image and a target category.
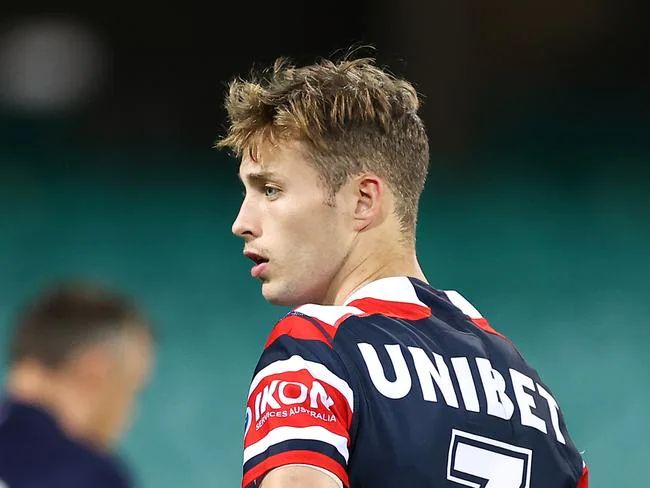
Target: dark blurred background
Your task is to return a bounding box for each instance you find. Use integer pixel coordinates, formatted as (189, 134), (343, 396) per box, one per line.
(0, 1), (648, 486)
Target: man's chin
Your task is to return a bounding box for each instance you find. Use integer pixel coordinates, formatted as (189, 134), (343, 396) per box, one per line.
(261, 281), (301, 307)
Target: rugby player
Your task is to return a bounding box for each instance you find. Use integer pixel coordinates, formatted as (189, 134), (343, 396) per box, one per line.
(218, 54), (589, 488)
(0, 283), (154, 487)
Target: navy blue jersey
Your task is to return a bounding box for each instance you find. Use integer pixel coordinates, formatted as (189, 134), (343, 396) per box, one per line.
(0, 398), (131, 488)
(242, 276), (588, 487)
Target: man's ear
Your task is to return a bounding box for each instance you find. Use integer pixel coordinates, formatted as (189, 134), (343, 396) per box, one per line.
(67, 345), (112, 388)
(352, 174), (384, 232)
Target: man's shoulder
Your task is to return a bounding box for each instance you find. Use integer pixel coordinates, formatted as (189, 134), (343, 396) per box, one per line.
(34, 457), (130, 488)
(54, 442), (130, 487)
(0, 400), (130, 487)
(264, 304), (364, 349)
(0, 437), (130, 488)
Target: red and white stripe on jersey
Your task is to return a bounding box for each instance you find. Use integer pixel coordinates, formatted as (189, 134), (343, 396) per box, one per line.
(577, 463), (589, 488)
(243, 354), (354, 487)
(265, 314), (336, 348)
(265, 307), (364, 349)
(243, 450), (348, 488)
(244, 425), (349, 465)
(443, 290), (508, 340)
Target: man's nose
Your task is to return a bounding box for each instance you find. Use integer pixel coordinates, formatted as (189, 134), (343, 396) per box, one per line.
(232, 199), (259, 239)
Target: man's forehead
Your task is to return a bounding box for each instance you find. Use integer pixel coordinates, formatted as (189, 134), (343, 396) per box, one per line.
(238, 157), (275, 181)
(238, 140), (306, 179)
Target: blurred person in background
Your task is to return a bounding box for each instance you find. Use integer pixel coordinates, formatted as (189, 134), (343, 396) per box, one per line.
(0, 282), (154, 488)
(220, 52), (589, 488)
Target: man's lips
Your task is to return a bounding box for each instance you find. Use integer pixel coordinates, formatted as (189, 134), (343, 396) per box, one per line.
(250, 262), (268, 278)
(244, 251), (269, 278)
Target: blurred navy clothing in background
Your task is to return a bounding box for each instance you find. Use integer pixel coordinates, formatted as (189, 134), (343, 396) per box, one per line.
(0, 398), (130, 488)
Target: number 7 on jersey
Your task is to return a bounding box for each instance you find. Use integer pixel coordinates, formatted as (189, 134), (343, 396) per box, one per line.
(447, 429), (532, 488)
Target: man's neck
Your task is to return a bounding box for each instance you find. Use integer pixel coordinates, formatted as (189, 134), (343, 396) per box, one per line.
(6, 364), (99, 449)
(324, 243), (427, 306)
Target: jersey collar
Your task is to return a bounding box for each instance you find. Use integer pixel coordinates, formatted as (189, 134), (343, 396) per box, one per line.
(342, 276), (431, 320)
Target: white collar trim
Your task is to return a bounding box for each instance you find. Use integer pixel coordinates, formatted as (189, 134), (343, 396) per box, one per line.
(342, 276), (427, 308)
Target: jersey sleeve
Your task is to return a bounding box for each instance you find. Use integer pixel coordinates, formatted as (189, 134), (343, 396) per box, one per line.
(242, 313), (355, 488)
(577, 463), (589, 488)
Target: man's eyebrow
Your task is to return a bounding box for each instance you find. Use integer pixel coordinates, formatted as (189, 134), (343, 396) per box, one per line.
(239, 170), (281, 183)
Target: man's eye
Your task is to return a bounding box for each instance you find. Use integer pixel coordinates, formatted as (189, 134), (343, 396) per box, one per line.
(264, 186), (280, 198)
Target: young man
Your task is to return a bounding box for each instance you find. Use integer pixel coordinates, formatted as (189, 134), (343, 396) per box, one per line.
(0, 282), (154, 488)
(218, 55), (589, 488)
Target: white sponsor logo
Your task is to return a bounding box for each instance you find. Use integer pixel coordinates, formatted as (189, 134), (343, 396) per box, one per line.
(358, 343), (566, 445)
(248, 356), (354, 413)
(253, 379), (334, 422)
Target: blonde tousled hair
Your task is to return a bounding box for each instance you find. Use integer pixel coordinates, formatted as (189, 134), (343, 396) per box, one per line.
(216, 55), (430, 237)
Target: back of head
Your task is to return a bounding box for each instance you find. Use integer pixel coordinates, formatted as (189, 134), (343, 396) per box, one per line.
(10, 282), (149, 369)
(217, 51), (430, 238)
